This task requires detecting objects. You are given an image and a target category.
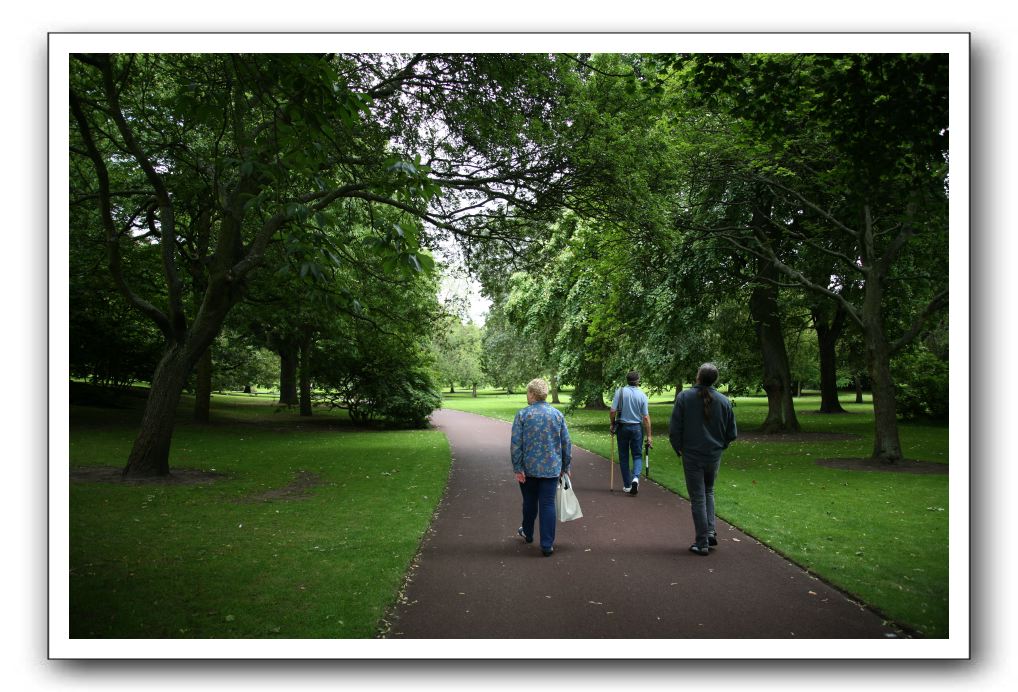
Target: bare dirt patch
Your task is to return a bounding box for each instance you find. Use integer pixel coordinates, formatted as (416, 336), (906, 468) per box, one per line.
(815, 458), (948, 474)
(235, 470), (323, 503)
(69, 466), (227, 485)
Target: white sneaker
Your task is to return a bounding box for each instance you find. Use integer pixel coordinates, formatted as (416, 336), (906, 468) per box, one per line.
(622, 485), (633, 493)
(631, 478), (639, 495)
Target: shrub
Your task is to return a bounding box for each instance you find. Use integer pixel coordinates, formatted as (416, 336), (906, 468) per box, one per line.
(312, 343), (441, 429)
(893, 348), (949, 421)
(370, 369), (442, 428)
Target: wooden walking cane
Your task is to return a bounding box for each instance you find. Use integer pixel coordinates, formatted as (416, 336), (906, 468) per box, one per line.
(609, 430), (616, 491)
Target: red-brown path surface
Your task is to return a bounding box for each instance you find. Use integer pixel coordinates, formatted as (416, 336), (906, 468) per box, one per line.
(388, 408), (900, 639)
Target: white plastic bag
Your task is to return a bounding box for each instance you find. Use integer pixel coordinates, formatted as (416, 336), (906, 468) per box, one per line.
(555, 475), (583, 522)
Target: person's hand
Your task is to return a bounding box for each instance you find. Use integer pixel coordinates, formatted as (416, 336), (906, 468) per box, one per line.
(515, 471), (526, 483)
(646, 437), (654, 448)
(609, 424), (616, 435)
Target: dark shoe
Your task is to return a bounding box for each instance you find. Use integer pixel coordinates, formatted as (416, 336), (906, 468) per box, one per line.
(542, 547), (554, 557)
(689, 544), (710, 556)
(517, 527), (533, 544)
(707, 534), (718, 546)
(631, 478), (639, 495)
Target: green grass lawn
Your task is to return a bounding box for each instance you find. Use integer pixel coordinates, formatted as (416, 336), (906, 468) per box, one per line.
(441, 388), (950, 638)
(68, 393), (451, 638)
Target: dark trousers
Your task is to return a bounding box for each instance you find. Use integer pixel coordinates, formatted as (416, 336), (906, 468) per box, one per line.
(519, 476), (558, 551)
(682, 456), (721, 546)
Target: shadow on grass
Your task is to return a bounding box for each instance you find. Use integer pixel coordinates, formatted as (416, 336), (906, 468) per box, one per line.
(70, 381), (414, 435)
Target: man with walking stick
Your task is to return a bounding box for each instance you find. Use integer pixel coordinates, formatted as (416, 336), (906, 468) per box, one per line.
(609, 370), (653, 495)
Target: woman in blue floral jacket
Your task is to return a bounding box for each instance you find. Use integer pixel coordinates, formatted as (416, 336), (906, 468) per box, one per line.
(511, 378), (572, 556)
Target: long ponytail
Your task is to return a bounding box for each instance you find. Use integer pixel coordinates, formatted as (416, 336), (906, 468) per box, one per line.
(696, 363), (720, 421)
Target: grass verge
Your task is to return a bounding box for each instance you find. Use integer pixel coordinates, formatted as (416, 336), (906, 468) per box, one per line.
(69, 393), (451, 638)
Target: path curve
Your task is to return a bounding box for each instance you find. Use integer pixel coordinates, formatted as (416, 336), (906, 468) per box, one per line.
(388, 408), (899, 639)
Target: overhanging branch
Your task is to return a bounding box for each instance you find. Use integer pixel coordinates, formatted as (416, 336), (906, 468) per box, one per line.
(69, 87), (173, 337)
(890, 289), (948, 355)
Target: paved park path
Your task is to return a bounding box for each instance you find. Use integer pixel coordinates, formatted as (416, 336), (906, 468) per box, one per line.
(388, 408), (899, 639)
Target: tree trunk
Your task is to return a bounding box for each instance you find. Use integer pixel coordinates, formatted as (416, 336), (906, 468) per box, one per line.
(855, 375), (864, 404)
(194, 346), (212, 423)
(750, 279), (800, 433)
(814, 303), (847, 414)
(123, 276), (237, 477)
(860, 206), (904, 463)
(278, 342), (298, 406)
(449, 383), (456, 394)
(747, 192), (799, 433)
(866, 333), (903, 462)
(862, 282), (903, 463)
(471, 383), (478, 398)
(550, 373), (560, 404)
(123, 346), (193, 477)
(298, 328), (313, 417)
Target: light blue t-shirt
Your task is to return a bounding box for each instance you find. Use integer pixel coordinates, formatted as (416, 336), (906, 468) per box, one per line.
(611, 385), (649, 424)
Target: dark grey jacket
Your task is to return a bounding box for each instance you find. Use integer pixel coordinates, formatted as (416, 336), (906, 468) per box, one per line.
(669, 385), (737, 463)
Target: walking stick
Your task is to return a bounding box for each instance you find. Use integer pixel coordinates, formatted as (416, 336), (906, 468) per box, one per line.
(644, 439), (651, 480)
(609, 430), (616, 491)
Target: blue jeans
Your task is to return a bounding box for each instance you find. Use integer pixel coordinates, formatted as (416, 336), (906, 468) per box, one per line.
(519, 476), (558, 551)
(682, 455), (721, 546)
(616, 423), (644, 487)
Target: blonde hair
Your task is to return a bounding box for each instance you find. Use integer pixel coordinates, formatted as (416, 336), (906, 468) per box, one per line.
(527, 378), (549, 401)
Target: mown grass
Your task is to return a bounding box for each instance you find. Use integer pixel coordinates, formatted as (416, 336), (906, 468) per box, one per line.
(441, 388), (950, 638)
(68, 392), (451, 638)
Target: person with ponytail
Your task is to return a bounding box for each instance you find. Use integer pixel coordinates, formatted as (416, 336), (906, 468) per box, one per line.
(668, 363), (738, 556)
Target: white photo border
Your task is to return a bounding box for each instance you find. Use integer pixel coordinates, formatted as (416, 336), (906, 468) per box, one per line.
(49, 31), (969, 660)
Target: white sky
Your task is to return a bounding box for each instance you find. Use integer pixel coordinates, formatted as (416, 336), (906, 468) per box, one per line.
(434, 237), (491, 326)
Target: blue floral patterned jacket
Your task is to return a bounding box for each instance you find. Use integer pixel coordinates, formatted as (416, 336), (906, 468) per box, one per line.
(511, 401), (572, 478)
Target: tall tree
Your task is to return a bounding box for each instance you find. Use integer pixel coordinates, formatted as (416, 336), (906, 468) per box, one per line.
(480, 303), (545, 394)
(70, 53), (578, 476)
(671, 53), (949, 462)
(431, 318), (484, 395)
